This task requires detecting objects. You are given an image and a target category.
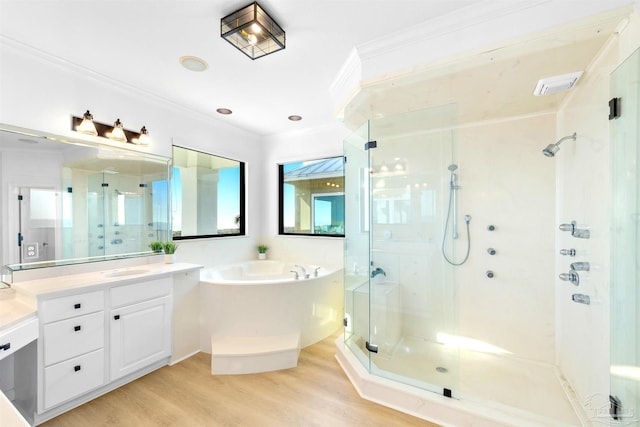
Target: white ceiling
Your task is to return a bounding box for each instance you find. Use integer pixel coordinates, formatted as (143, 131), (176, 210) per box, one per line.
(0, 0), (480, 136)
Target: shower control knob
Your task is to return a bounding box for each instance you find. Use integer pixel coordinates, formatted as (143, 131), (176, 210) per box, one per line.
(487, 248), (496, 255)
(559, 271), (580, 286)
(570, 262), (590, 272)
(486, 270), (494, 278)
(560, 248), (576, 257)
(559, 223), (575, 232)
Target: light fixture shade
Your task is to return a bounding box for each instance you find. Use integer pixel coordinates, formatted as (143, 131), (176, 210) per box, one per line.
(76, 110), (98, 135)
(108, 118), (127, 142)
(221, 2), (285, 60)
(135, 126), (151, 146)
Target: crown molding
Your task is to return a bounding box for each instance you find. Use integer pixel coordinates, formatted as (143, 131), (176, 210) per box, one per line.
(330, 0), (635, 113)
(0, 34), (256, 136)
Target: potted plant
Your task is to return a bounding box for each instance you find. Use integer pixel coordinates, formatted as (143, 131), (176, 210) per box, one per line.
(149, 241), (164, 253)
(257, 244), (268, 260)
(162, 241), (179, 264)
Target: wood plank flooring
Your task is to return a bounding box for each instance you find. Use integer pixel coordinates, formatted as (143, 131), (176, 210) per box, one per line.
(42, 333), (439, 426)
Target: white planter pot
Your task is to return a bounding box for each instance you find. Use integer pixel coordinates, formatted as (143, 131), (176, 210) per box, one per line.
(258, 253), (267, 260)
(164, 253), (176, 264)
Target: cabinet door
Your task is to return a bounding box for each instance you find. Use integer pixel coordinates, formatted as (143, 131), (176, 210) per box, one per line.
(110, 295), (171, 381)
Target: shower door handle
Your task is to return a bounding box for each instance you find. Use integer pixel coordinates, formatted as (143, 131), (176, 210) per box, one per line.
(365, 341), (379, 353)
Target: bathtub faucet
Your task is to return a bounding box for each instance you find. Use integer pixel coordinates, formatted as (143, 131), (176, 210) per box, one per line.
(371, 267), (386, 278)
(294, 264), (310, 279)
(289, 270), (300, 280)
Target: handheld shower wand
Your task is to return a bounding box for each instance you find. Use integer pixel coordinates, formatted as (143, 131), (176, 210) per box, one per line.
(448, 164), (459, 238)
(442, 164), (472, 266)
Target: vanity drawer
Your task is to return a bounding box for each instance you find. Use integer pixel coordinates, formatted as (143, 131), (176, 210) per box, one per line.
(111, 277), (171, 308)
(44, 348), (105, 410)
(41, 291), (105, 323)
(43, 311), (104, 365)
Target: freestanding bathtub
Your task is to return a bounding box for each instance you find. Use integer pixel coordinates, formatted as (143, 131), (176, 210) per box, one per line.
(199, 260), (344, 351)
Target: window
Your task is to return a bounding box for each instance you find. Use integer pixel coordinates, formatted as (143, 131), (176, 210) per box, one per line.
(172, 146), (245, 239)
(279, 156), (344, 236)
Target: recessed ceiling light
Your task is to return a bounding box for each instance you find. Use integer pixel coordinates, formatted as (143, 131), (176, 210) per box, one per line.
(288, 115), (302, 121)
(179, 56), (208, 72)
(216, 108), (233, 115)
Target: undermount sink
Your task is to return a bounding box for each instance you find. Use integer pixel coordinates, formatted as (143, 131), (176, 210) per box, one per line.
(103, 269), (150, 278)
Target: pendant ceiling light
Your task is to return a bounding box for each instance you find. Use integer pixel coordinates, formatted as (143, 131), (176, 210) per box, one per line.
(221, 2), (285, 60)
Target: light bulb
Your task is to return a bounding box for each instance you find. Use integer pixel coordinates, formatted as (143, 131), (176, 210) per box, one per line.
(251, 23), (261, 33)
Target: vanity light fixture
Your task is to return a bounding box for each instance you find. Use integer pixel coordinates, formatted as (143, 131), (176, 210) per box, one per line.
(71, 110), (150, 147)
(221, 2), (285, 60)
(75, 110), (98, 136)
(108, 119), (127, 142)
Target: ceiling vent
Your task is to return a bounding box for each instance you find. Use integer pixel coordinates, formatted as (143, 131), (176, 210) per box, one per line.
(533, 71), (584, 96)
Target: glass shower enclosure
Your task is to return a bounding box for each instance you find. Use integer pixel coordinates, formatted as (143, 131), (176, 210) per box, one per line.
(343, 106), (462, 397)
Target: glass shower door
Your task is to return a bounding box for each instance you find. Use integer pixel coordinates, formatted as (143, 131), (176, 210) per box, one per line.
(343, 121), (372, 368)
(344, 106), (461, 397)
(366, 108), (460, 396)
(610, 47), (640, 424)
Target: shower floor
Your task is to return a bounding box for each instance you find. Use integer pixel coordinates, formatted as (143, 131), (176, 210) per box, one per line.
(353, 335), (581, 426)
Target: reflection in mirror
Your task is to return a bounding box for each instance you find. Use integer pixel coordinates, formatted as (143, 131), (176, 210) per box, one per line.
(0, 124), (171, 274)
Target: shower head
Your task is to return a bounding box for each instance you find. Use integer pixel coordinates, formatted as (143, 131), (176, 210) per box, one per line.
(543, 132), (577, 157)
(542, 144), (560, 157)
(448, 164), (458, 172)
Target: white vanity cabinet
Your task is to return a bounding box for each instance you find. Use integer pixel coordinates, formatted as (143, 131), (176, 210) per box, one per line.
(109, 278), (172, 380)
(9, 262), (202, 425)
(39, 290), (106, 411)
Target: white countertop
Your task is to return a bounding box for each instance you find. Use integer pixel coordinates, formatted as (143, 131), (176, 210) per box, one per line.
(11, 262), (202, 300)
(0, 296), (37, 331)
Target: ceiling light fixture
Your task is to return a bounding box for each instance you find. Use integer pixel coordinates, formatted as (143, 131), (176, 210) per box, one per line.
(221, 2), (285, 60)
(75, 110), (98, 135)
(179, 56), (208, 72)
(216, 108), (233, 115)
(288, 115), (302, 121)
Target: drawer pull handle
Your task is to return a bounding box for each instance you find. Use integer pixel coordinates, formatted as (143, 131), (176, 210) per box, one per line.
(114, 315), (120, 320)
(0, 343), (10, 351)
(74, 325), (81, 332)
(74, 365), (81, 372)
(74, 303), (81, 309)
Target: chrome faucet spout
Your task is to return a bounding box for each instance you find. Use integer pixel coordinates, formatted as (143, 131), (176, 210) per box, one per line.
(294, 264), (309, 279)
(371, 267), (386, 278)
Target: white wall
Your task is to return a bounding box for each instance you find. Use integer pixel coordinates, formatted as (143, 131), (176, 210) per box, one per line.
(0, 40), (264, 268)
(457, 114), (557, 363)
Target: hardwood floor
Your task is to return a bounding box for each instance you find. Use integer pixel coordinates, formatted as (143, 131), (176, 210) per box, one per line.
(42, 333), (439, 426)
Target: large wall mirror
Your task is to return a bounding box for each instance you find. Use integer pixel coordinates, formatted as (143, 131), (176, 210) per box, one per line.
(0, 124), (171, 275)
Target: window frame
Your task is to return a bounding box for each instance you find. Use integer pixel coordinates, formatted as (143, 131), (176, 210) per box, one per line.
(171, 145), (246, 240)
(278, 156), (345, 238)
